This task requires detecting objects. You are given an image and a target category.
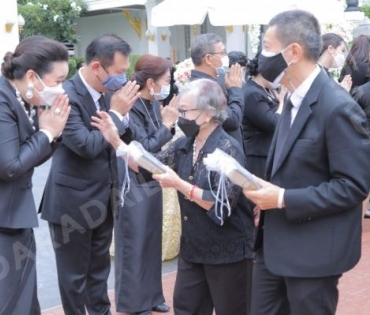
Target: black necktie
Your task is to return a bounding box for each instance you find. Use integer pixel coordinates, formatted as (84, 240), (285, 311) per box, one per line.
(272, 98), (293, 174)
(98, 94), (107, 112)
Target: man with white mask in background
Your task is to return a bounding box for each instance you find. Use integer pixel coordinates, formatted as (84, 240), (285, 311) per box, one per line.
(189, 33), (245, 146)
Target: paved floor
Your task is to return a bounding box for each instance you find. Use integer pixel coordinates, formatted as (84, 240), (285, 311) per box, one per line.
(33, 159), (177, 311)
(34, 160), (370, 314)
(42, 220), (370, 315)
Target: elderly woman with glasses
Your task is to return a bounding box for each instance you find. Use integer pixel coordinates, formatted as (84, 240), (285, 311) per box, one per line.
(92, 78), (255, 315)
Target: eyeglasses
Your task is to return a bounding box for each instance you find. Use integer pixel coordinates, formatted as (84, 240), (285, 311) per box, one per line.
(178, 108), (199, 117)
(208, 51), (227, 57)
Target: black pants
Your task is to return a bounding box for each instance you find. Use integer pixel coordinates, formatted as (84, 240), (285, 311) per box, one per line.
(0, 228), (40, 315)
(174, 257), (253, 315)
(49, 210), (113, 315)
(251, 250), (341, 315)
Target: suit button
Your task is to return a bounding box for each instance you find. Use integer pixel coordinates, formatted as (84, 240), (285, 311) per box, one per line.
(188, 176), (193, 181)
(184, 216), (188, 221)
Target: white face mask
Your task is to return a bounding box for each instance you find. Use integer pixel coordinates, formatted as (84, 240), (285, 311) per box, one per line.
(221, 55), (229, 68)
(150, 83), (171, 101)
(210, 55), (230, 76)
(332, 52), (345, 69)
(35, 73), (65, 106)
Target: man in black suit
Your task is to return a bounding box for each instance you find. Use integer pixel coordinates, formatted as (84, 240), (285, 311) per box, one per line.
(40, 34), (140, 315)
(189, 33), (244, 145)
(244, 10), (370, 315)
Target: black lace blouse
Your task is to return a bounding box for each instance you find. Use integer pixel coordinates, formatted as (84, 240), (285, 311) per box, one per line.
(155, 126), (255, 264)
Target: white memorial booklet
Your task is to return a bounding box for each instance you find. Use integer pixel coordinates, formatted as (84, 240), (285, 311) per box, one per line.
(116, 141), (166, 174)
(203, 148), (262, 191)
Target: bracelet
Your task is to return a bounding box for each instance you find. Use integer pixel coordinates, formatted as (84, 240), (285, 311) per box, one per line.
(188, 185), (197, 201)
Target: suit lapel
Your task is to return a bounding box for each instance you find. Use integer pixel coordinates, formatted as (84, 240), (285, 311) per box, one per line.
(270, 70), (329, 178)
(71, 73), (98, 117)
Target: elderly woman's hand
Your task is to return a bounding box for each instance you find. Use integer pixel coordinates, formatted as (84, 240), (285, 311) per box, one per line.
(152, 166), (181, 188)
(91, 111), (122, 149)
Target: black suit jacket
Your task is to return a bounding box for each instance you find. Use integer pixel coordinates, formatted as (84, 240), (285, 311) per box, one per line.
(258, 70), (370, 277)
(40, 73), (134, 229)
(0, 76), (55, 228)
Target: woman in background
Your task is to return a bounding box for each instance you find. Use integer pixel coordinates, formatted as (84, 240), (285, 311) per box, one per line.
(339, 34), (370, 91)
(318, 32), (352, 92)
(114, 54), (178, 315)
(0, 35), (70, 315)
(242, 55), (281, 179)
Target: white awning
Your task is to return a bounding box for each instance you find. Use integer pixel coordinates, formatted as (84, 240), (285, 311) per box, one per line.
(151, 0), (345, 26)
(85, 0), (147, 12)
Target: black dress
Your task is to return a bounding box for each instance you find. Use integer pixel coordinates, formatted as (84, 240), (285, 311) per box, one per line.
(114, 98), (173, 313)
(242, 79), (279, 179)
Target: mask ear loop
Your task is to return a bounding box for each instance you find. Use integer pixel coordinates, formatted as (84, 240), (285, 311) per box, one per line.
(207, 171), (231, 226)
(120, 151), (131, 207)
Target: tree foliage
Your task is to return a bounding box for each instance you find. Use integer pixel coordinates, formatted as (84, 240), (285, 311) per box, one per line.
(361, 4), (370, 19)
(18, 0), (87, 44)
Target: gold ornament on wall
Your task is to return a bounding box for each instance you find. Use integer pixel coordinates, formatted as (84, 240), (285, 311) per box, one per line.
(225, 25), (234, 33)
(122, 9), (142, 39)
(5, 20), (14, 33)
(192, 25), (198, 36)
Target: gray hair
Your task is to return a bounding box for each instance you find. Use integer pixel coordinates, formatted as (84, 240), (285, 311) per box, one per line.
(269, 10), (322, 61)
(191, 33), (223, 66)
(179, 79), (227, 125)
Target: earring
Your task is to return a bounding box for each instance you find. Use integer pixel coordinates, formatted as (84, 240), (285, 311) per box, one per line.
(149, 87), (155, 96)
(26, 83), (34, 99)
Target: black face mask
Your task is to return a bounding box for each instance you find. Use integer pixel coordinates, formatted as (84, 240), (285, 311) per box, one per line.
(258, 49), (289, 88)
(177, 116), (201, 138)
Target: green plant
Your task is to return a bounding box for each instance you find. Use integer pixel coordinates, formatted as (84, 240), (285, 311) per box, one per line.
(126, 54), (140, 79)
(18, 0), (87, 44)
(361, 4), (370, 19)
(67, 56), (85, 79)
(67, 54), (140, 80)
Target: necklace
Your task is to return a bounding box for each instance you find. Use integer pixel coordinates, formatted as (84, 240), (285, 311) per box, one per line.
(14, 86), (36, 127)
(139, 97), (160, 131)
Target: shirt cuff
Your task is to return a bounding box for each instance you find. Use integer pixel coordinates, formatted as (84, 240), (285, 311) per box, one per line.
(39, 129), (53, 143)
(277, 188), (285, 208)
(109, 110), (130, 129)
(116, 143), (129, 157)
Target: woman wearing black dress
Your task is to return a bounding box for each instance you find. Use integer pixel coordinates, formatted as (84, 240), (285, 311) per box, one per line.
(242, 56), (281, 179)
(339, 34), (370, 91)
(114, 54), (178, 315)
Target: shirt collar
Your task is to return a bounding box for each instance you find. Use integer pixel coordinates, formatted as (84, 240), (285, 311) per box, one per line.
(290, 65), (321, 108)
(78, 68), (102, 103)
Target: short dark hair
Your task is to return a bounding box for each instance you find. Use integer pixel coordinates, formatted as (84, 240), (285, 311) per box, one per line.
(269, 10), (322, 61)
(321, 33), (345, 56)
(85, 33), (131, 67)
(131, 54), (172, 90)
(228, 51), (248, 67)
(1, 35), (69, 80)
